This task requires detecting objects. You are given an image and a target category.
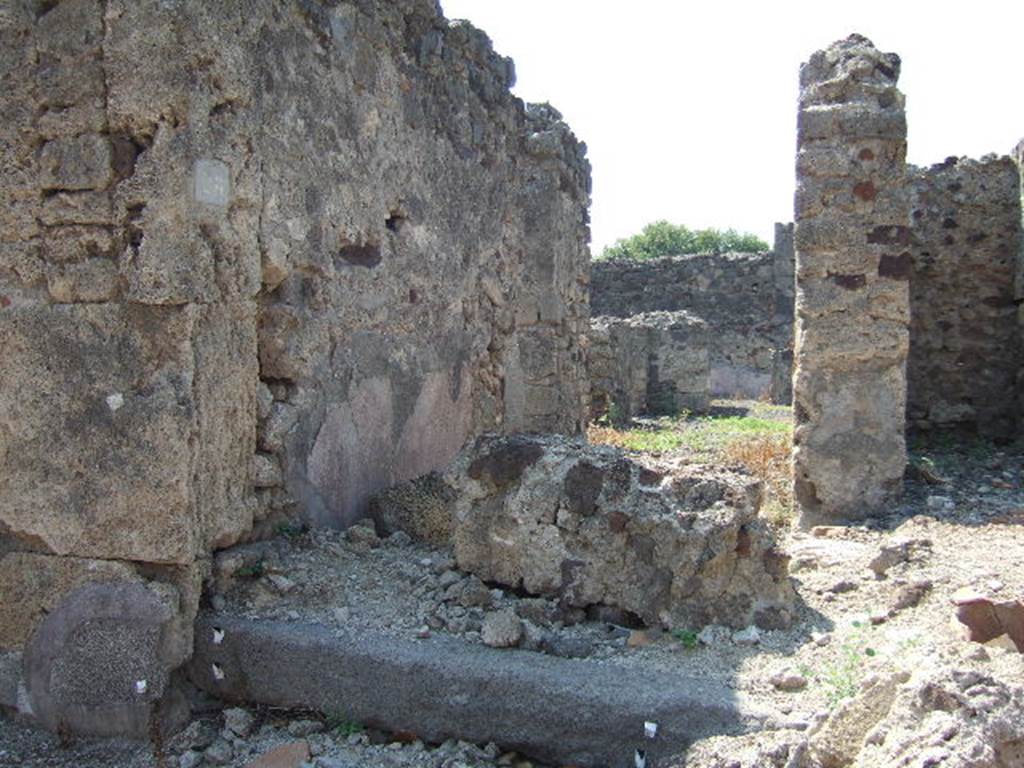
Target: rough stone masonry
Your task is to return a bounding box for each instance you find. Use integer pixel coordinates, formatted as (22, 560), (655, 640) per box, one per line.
(792, 35), (911, 526)
(372, 434), (796, 631)
(589, 225), (795, 402)
(908, 157), (1022, 439)
(0, 0), (589, 736)
(587, 310), (711, 422)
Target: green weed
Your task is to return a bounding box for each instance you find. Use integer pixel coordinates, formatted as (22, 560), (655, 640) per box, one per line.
(671, 629), (700, 649)
(275, 521), (304, 539)
(809, 621), (880, 707)
(325, 712), (364, 738)
(235, 561), (265, 579)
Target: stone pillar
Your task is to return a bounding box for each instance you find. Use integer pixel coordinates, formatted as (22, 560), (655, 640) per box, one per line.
(792, 36), (910, 526)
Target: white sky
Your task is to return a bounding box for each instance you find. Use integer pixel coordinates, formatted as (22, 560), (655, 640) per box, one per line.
(440, 0), (1024, 253)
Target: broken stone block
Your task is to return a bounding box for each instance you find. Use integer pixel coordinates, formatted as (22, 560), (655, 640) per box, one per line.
(769, 668), (808, 692)
(952, 588), (1024, 652)
(242, 740), (310, 768)
(444, 434), (794, 629)
(258, 402), (300, 453)
(481, 610), (523, 648)
(808, 671), (906, 768)
(868, 544), (906, 578)
(253, 453), (284, 488)
(891, 579), (931, 613)
(345, 520), (381, 549)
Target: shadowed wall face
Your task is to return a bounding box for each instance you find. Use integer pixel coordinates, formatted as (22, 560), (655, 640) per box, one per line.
(908, 157), (1022, 439)
(792, 35), (911, 526)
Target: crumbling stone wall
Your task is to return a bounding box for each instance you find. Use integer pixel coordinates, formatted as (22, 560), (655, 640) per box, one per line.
(589, 229), (794, 400)
(250, 20), (590, 529)
(907, 157), (1022, 438)
(587, 311), (710, 421)
(0, 0), (589, 735)
(1016, 140), (1024, 432)
(792, 35), (911, 526)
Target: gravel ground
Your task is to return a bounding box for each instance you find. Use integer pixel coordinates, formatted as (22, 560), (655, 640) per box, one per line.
(2, 417), (1021, 768)
(0, 710), (533, 768)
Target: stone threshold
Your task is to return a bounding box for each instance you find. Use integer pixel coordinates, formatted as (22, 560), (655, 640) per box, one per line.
(189, 613), (770, 768)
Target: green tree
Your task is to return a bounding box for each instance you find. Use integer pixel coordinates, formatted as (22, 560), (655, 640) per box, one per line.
(599, 221), (769, 260)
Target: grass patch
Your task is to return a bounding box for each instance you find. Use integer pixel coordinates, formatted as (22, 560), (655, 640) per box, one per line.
(588, 400), (794, 525)
(589, 412), (790, 457)
(588, 422), (690, 453)
(722, 432), (793, 524)
(803, 621), (880, 708)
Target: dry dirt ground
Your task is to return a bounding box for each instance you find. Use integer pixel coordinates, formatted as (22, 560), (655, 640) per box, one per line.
(2, 403), (1022, 768)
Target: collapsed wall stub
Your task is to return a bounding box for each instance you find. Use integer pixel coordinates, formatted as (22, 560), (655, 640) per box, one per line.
(907, 157), (1022, 439)
(792, 36), (911, 526)
(589, 231), (794, 402)
(444, 435), (795, 631)
(0, 0), (589, 736)
(587, 310), (710, 421)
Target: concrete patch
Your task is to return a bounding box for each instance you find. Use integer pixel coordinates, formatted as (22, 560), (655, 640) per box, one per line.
(23, 580), (187, 737)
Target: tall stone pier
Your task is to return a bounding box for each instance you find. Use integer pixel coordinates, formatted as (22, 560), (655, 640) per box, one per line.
(792, 36), (911, 526)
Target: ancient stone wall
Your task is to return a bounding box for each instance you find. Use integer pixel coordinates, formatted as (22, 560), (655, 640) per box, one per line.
(0, 0), (589, 734)
(589, 229), (794, 400)
(588, 311), (710, 422)
(907, 157), (1022, 438)
(792, 35), (911, 526)
(1016, 140), (1024, 433)
(250, 23), (590, 530)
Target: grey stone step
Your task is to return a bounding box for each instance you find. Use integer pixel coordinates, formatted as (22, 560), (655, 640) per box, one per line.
(189, 614), (768, 768)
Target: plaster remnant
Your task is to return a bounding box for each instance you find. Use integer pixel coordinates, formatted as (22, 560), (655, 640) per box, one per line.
(193, 159), (231, 207)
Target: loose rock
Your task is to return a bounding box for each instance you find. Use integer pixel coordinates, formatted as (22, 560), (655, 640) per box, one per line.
(481, 610), (523, 648)
(769, 669), (808, 692)
(224, 707), (256, 738)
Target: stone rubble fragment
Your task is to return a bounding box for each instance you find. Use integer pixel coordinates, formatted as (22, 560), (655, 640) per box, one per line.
(481, 610), (524, 648)
(952, 588), (1024, 653)
(419, 434), (796, 630)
